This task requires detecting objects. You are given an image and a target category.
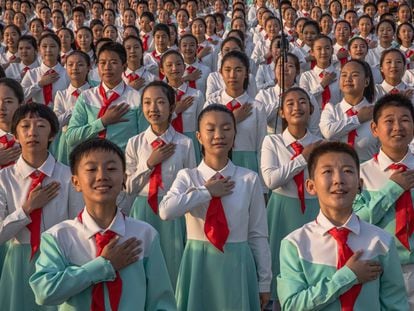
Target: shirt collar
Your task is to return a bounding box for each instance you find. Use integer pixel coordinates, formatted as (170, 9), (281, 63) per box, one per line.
(282, 128), (312, 147)
(197, 159), (236, 181)
(376, 148), (414, 171)
(40, 62), (63, 74)
(315, 211), (360, 236)
(313, 63), (334, 76)
(144, 125), (176, 145)
(102, 81), (125, 95)
(381, 80), (407, 92)
(15, 153), (56, 179)
(68, 82), (90, 95)
(175, 82), (188, 94)
(339, 97), (369, 114)
(125, 66), (146, 76)
(221, 90), (249, 105)
(78, 208), (126, 239)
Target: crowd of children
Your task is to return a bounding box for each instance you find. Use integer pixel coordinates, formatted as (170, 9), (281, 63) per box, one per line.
(1, 0), (414, 310)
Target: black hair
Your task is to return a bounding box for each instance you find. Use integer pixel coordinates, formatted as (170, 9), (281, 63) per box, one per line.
(197, 104), (236, 158)
(153, 23), (171, 38)
(160, 49), (184, 70)
(380, 48), (406, 68)
(342, 59), (375, 102)
(373, 93), (414, 123)
(220, 36), (243, 52)
(334, 19), (351, 32)
(0, 66), (5, 78)
(348, 36), (368, 52)
(275, 52), (300, 74)
(123, 25), (140, 37)
(311, 34), (333, 49)
(66, 49), (91, 67)
(280, 86), (312, 130)
(11, 103), (59, 139)
(396, 22), (414, 45)
(376, 18), (395, 34)
(39, 32), (61, 50)
(52, 9), (66, 27)
(98, 41), (127, 64)
(18, 34), (38, 51)
(72, 5), (86, 16)
(230, 16), (247, 30)
(308, 142), (360, 179)
(168, 23), (178, 46)
(220, 50), (250, 90)
(0, 77), (24, 103)
(302, 20), (321, 33)
(179, 33), (198, 47)
(90, 19), (104, 30)
(191, 17), (207, 29)
(227, 29), (245, 43)
(329, 0), (342, 15)
(141, 80), (176, 113)
(69, 138), (126, 174)
(4, 24), (22, 38)
(76, 26), (96, 60)
(140, 11), (155, 22)
(123, 35), (144, 65)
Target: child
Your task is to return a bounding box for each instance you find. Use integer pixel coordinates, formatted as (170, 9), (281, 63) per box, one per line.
(320, 60), (379, 162)
(5, 35), (40, 83)
(205, 50), (266, 175)
(357, 15), (377, 48)
(299, 35), (341, 110)
(30, 138), (177, 310)
(261, 87), (322, 302)
(139, 12), (155, 52)
(52, 51), (91, 165)
(277, 142), (409, 310)
(0, 24), (21, 69)
(125, 81), (196, 288)
(160, 50), (204, 163)
(397, 23), (414, 70)
(122, 35), (156, 92)
(143, 23), (171, 79)
(366, 20), (396, 68)
(0, 78), (22, 169)
(159, 104), (272, 311)
(21, 33), (70, 107)
(0, 103), (83, 311)
(57, 28), (75, 65)
(75, 27), (95, 65)
(66, 42), (142, 152)
(353, 94), (414, 308)
(333, 20), (352, 67)
(191, 18), (215, 71)
(252, 16), (281, 66)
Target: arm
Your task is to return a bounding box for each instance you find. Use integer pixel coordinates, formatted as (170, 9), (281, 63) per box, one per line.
(319, 104), (360, 140)
(277, 239), (357, 311)
(299, 73), (324, 97)
(124, 138), (152, 194)
(144, 235), (177, 311)
(353, 180), (404, 225)
(29, 233), (116, 306)
(65, 94), (105, 149)
(53, 93), (73, 128)
(21, 71), (42, 102)
(260, 135), (307, 190)
(159, 169), (212, 220)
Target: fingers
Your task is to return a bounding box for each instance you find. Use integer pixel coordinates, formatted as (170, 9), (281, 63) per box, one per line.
(352, 249), (363, 261)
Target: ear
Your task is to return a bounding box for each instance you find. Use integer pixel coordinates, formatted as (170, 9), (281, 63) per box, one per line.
(365, 78), (369, 87)
(309, 102), (314, 115)
(71, 175), (82, 192)
(279, 106), (285, 118)
(370, 120), (379, 138)
(305, 178), (317, 196)
(196, 130), (202, 145)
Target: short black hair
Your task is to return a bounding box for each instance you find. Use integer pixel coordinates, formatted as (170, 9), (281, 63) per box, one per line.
(373, 93), (414, 123)
(0, 78), (24, 103)
(97, 41), (127, 64)
(308, 142), (360, 179)
(69, 138), (126, 174)
(11, 103), (59, 139)
(153, 23), (170, 38)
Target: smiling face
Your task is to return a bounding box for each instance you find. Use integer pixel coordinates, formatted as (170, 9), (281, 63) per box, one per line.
(349, 39), (368, 60)
(142, 85), (173, 128)
(340, 61), (368, 97)
(161, 53), (185, 81)
(381, 51), (405, 83)
(39, 36), (60, 66)
(306, 152), (360, 215)
(72, 150), (125, 208)
(0, 85), (20, 131)
(280, 90), (312, 127)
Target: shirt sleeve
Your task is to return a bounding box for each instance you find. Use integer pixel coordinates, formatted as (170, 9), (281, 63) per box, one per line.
(124, 138), (152, 194)
(21, 71), (42, 102)
(319, 104), (360, 140)
(144, 234), (178, 311)
(277, 239), (358, 311)
(29, 233), (116, 306)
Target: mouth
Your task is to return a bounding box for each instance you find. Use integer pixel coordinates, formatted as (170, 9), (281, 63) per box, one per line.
(93, 185), (112, 192)
(212, 143), (227, 148)
(331, 189), (348, 195)
(26, 140), (39, 145)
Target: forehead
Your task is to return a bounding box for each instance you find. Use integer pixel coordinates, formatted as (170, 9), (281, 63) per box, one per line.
(378, 105), (413, 119)
(315, 152), (357, 169)
(99, 50), (121, 61)
(79, 149), (123, 165)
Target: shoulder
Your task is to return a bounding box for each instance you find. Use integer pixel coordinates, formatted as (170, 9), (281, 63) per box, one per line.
(206, 90), (222, 103)
(45, 218), (79, 239)
(359, 219), (394, 246)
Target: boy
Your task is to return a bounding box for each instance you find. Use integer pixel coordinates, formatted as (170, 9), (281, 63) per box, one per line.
(0, 103), (83, 310)
(66, 42), (143, 152)
(353, 93), (414, 308)
(277, 142), (408, 310)
(30, 138), (177, 310)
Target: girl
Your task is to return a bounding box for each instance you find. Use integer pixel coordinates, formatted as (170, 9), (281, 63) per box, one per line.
(357, 15), (377, 48)
(333, 20), (351, 67)
(397, 3), (412, 25)
(206, 37), (257, 101)
(329, 0), (342, 23)
(298, 20), (320, 71)
(260, 87), (322, 302)
(320, 59), (379, 162)
(57, 28), (75, 66)
(205, 14), (222, 46)
(282, 6), (297, 42)
(191, 17), (215, 70)
(102, 24), (119, 42)
(251, 16), (280, 66)
(0, 25), (21, 69)
(122, 35), (156, 92)
(29, 18), (44, 43)
(5, 35), (40, 83)
(376, 49), (414, 100)
(125, 81), (196, 289)
(168, 24), (179, 50)
(397, 22), (414, 70)
(52, 51), (91, 165)
(21, 33), (70, 107)
(160, 50), (204, 163)
(293, 17), (307, 48)
(366, 20), (397, 68)
(299, 35), (341, 110)
(256, 53), (322, 136)
(90, 19), (104, 46)
(75, 27), (95, 65)
(144, 23), (171, 79)
(205, 51), (266, 175)
(176, 8), (190, 37)
(51, 9), (65, 33)
(13, 12), (28, 35)
(319, 13), (333, 38)
(159, 104), (272, 311)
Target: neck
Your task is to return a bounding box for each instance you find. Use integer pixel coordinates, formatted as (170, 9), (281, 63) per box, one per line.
(168, 77), (183, 88)
(72, 80), (85, 88)
(127, 61), (140, 71)
(385, 78), (400, 87)
(85, 203), (117, 229)
(104, 79), (122, 89)
(184, 55), (196, 64)
(381, 41), (392, 48)
(151, 123), (169, 136)
(317, 61), (330, 69)
(225, 88), (244, 98)
(344, 94), (363, 106)
(8, 47), (17, 53)
(23, 59), (35, 66)
(22, 150), (48, 169)
(337, 40), (346, 46)
(288, 125), (306, 139)
(204, 154), (229, 171)
(321, 208), (352, 227)
(0, 123), (10, 133)
(382, 146), (408, 163)
(43, 60), (57, 68)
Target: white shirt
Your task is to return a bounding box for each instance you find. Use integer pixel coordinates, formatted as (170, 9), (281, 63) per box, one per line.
(140, 31), (154, 52)
(159, 159), (272, 292)
(255, 62), (275, 90)
(122, 66), (156, 90)
(125, 125), (196, 196)
(255, 84), (322, 137)
(171, 83), (205, 132)
(21, 62), (70, 107)
(183, 60), (211, 96)
(206, 72), (258, 100)
(5, 60), (40, 82)
(251, 37), (272, 65)
(299, 64), (342, 109)
(320, 98), (380, 162)
(375, 81), (414, 103)
(53, 82), (91, 128)
(0, 50), (19, 65)
(365, 44), (392, 68)
(197, 40), (215, 71)
(205, 90), (267, 153)
(0, 153), (83, 244)
(261, 129), (322, 197)
(143, 49), (166, 77)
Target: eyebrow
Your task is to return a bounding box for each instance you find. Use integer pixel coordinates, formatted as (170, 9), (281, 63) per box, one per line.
(83, 160), (118, 165)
